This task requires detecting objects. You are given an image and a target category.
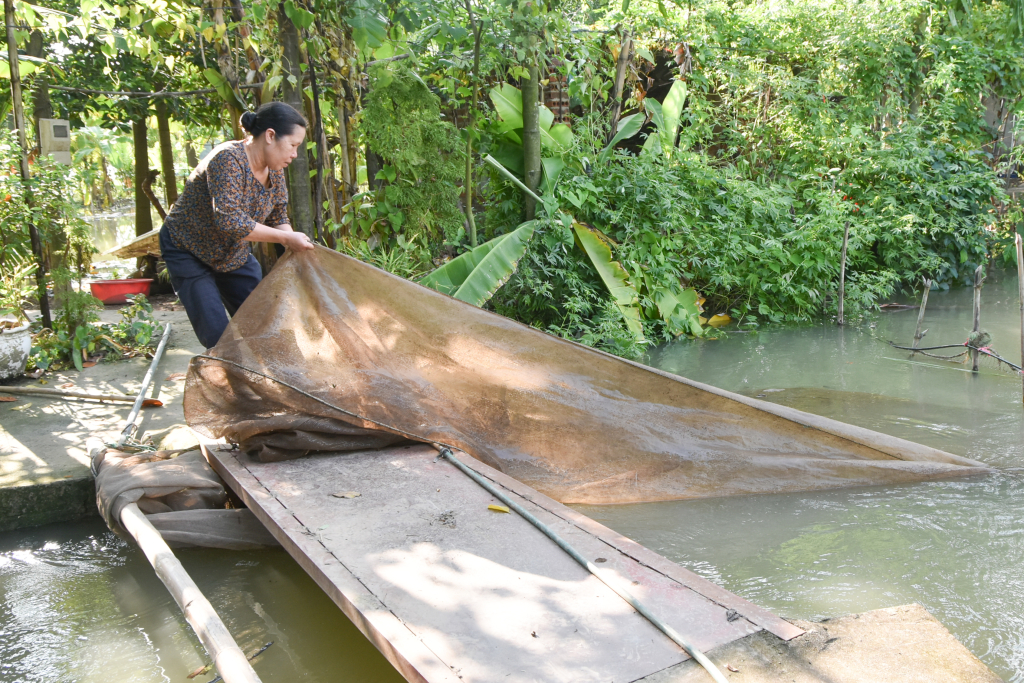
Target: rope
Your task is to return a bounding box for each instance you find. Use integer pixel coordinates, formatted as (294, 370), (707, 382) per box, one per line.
(193, 354), (730, 682)
(886, 341), (1023, 372)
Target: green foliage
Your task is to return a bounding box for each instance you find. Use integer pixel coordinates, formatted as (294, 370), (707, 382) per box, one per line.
(420, 220), (537, 306)
(0, 255), (37, 324)
(29, 294), (163, 372)
(349, 66), (465, 245)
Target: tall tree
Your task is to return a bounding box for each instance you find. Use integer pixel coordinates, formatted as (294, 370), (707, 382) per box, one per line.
(278, 6), (313, 236)
(132, 117), (154, 238)
(155, 99), (178, 206)
(521, 61), (541, 220)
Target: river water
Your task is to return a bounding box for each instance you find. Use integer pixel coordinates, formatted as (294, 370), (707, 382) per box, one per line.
(2, 272), (1022, 682)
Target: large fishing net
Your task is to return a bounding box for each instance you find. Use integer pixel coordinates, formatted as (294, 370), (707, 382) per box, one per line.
(183, 247), (989, 505)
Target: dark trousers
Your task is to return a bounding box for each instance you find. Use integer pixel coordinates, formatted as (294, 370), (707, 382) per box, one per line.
(159, 226), (262, 349)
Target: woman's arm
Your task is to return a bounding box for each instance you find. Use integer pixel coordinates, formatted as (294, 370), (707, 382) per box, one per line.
(243, 222), (314, 251)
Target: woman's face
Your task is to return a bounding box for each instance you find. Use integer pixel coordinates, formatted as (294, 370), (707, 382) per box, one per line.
(261, 127), (307, 170)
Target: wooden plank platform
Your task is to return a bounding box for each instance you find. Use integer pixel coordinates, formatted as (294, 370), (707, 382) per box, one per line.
(206, 443), (803, 683)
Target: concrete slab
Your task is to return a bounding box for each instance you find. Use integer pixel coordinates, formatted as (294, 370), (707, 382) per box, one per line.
(208, 443), (802, 683)
(638, 604), (1000, 682)
(0, 306), (203, 531)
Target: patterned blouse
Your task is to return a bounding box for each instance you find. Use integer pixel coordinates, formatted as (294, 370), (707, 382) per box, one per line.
(163, 140), (289, 272)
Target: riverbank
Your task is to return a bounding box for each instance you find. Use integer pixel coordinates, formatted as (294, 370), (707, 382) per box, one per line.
(0, 306), (201, 532)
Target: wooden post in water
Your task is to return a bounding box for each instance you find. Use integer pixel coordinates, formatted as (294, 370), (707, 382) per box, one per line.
(1016, 233), (1024, 403)
(838, 221), (850, 326)
(971, 264), (985, 373)
(912, 277), (932, 354)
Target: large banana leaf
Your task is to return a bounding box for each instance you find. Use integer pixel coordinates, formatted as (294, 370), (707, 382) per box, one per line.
(599, 113), (644, 163)
(419, 221), (537, 306)
(572, 223), (645, 341)
(489, 83), (524, 131)
(419, 235), (508, 295)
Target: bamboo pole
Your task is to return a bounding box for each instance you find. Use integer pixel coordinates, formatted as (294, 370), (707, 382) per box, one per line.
(119, 503), (263, 683)
(0, 385), (162, 405)
(1016, 233), (1024, 403)
(116, 323), (171, 447)
(837, 221), (850, 326)
(972, 264), (985, 373)
(4, 0), (52, 330)
(912, 277), (932, 353)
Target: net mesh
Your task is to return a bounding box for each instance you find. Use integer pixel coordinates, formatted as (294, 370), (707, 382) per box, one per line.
(184, 247), (989, 505)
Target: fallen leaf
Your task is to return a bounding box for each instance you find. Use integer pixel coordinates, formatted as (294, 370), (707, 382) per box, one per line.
(707, 314), (732, 328)
(141, 399), (164, 408)
(60, 383), (74, 389)
(82, 361), (96, 368)
(332, 491), (361, 499)
(594, 557), (607, 563)
(726, 664), (739, 672)
(11, 402), (31, 411)
(0, 395), (16, 402)
(166, 373), (187, 381)
(488, 504), (510, 513)
(24, 369), (42, 379)
(38, 379), (47, 385)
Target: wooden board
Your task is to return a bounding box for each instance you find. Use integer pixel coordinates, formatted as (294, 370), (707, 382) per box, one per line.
(207, 443), (802, 683)
(101, 228), (160, 260)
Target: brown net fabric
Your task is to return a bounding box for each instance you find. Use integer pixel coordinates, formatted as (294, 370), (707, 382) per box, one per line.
(184, 247), (989, 505)
(94, 447), (280, 549)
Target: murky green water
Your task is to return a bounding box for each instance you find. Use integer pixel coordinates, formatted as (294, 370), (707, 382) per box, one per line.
(582, 269), (1024, 682)
(3, 272), (1022, 681)
(0, 520), (405, 683)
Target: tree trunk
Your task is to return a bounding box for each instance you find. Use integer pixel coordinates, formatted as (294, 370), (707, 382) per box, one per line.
(464, 0), (482, 246)
(185, 139), (199, 169)
(279, 6), (314, 236)
(211, 0), (242, 140)
(521, 61), (542, 220)
(100, 153), (113, 209)
(5, 0), (50, 329)
(607, 30), (632, 144)
(155, 99), (178, 207)
(26, 30), (51, 147)
(132, 118), (154, 237)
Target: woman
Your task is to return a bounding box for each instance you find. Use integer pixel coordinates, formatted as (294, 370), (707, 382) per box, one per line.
(159, 102), (316, 349)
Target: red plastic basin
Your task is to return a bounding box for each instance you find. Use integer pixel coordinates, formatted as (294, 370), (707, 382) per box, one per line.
(89, 279), (154, 305)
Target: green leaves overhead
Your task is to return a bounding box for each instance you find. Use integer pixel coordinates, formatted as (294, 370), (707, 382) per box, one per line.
(202, 68), (247, 112)
(420, 221), (537, 306)
(282, 0), (315, 30)
(572, 223), (645, 341)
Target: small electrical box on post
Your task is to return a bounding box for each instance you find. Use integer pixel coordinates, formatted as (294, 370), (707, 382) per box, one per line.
(39, 118), (71, 164)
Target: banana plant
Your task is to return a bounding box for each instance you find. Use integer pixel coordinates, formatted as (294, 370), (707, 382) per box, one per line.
(573, 223), (645, 341)
(642, 79), (687, 157)
(488, 83), (573, 189)
(419, 220), (536, 306)
(597, 80), (688, 161)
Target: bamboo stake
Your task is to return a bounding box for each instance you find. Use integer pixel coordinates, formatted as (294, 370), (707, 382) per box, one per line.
(1016, 233), (1024, 403)
(0, 385), (162, 405)
(837, 221), (850, 326)
(119, 502), (263, 683)
(5, 0), (52, 330)
(972, 264), (985, 373)
(912, 277), (932, 353)
(117, 323), (171, 447)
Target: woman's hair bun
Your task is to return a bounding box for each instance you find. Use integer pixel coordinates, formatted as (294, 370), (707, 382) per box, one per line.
(239, 111), (258, 133)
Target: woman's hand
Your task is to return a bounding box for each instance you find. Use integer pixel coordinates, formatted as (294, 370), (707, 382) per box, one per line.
(284, 231), (315, 252)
